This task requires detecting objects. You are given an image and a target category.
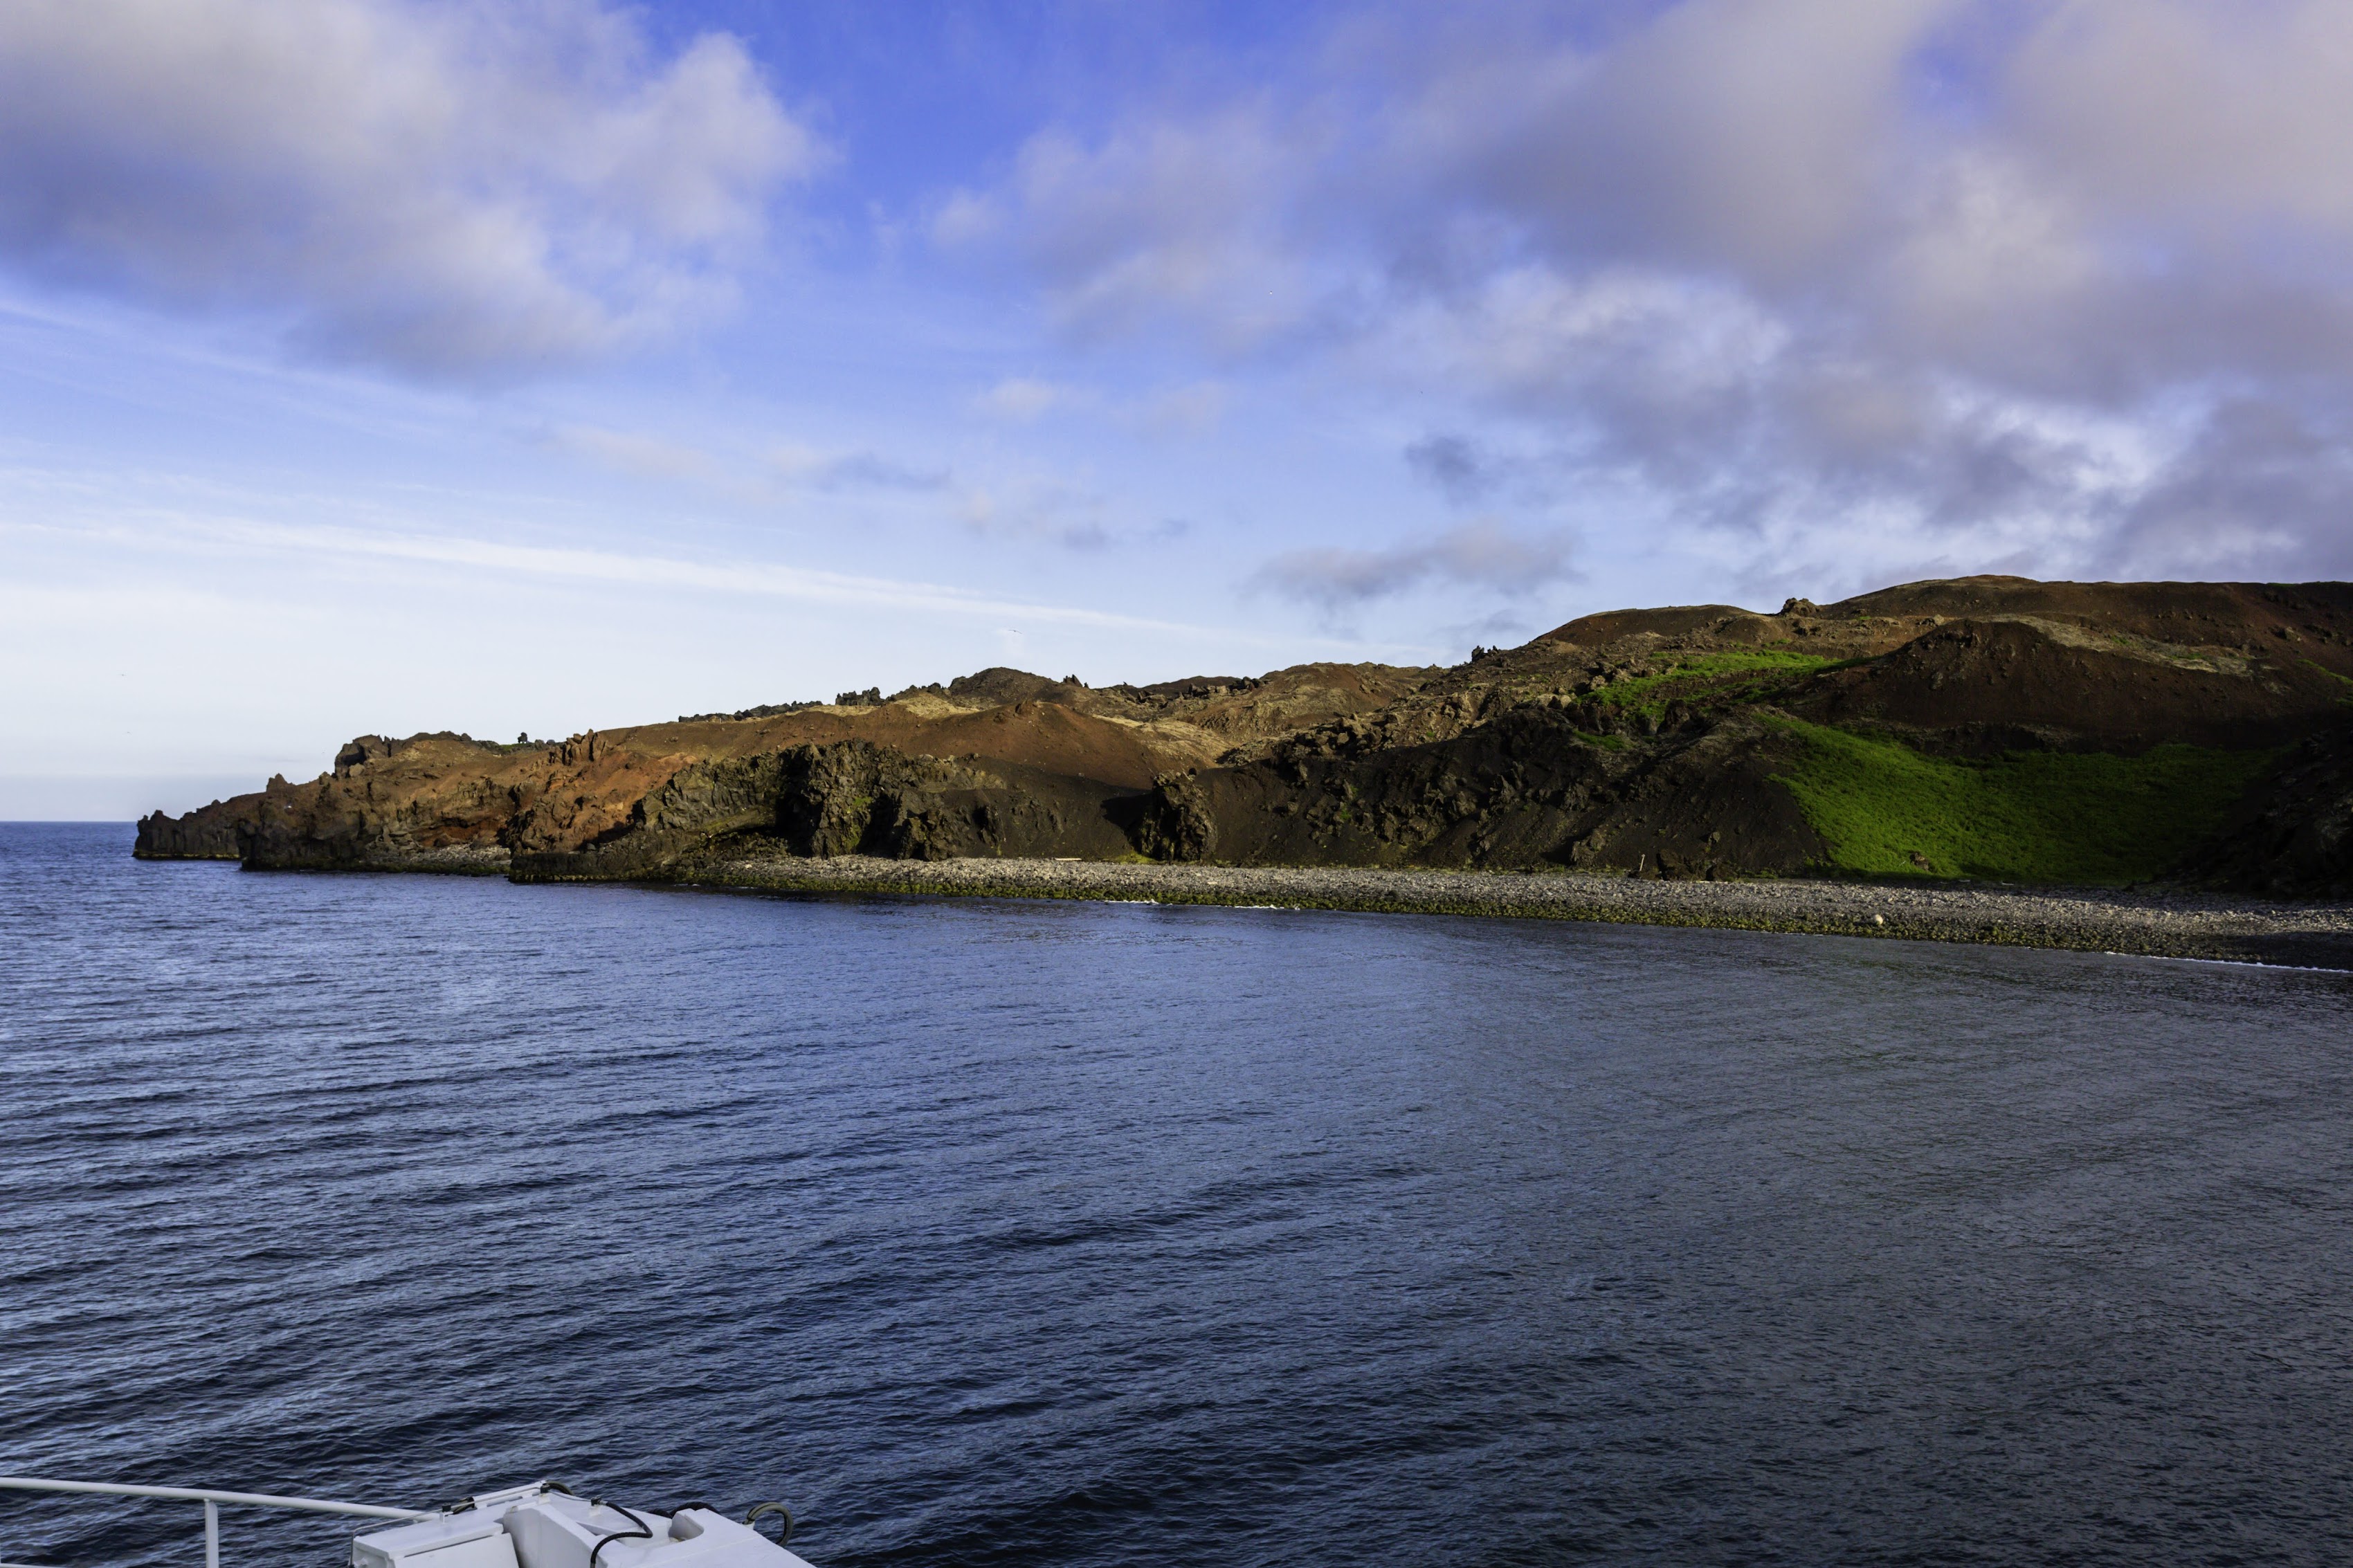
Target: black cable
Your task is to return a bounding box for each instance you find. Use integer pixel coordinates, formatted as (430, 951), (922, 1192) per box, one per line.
(744, 1502), (794, 1544)
(587, 1500), (652, 1568)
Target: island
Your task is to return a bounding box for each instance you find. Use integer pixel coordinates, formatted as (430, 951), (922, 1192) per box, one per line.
(136, 574), (2353, 965)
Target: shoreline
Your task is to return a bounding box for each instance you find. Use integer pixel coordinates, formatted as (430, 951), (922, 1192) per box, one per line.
(679, 853), (2353, 971)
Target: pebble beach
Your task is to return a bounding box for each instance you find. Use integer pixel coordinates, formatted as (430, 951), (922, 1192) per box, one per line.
(690, 852), (2353, 969)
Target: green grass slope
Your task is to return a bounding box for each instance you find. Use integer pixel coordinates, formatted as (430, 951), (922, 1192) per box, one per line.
(1765, 717), (2275, 884)
(1595, 650), (1842, 719)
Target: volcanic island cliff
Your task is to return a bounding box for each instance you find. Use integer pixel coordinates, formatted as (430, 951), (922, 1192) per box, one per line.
(138, 576), (2353, 904)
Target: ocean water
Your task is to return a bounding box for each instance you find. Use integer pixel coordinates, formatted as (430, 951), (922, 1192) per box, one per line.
(4, 822), (2352, 1568)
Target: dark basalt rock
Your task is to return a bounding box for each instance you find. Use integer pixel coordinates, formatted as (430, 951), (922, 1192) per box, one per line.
(134, 799), (255, 859)
(770, 740), (1141, 862)
(508, 740), (1145, 880)
(1134, 709), (1826, 877)
(2178, 720), (2353, 897)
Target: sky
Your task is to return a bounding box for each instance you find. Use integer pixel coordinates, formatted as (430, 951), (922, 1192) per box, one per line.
(6, 0), (2352, 818)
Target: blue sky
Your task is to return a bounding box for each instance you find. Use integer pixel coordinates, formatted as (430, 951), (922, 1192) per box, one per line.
(6, 0), (2352, 817)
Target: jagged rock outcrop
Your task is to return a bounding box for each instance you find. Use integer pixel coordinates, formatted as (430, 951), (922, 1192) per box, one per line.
(238, 766), (512, 873)
(134, 799), (256, 859)
(507, 751), (802, 879)
(774, 741), (1139, 861)
(508, 740), (1145, 881)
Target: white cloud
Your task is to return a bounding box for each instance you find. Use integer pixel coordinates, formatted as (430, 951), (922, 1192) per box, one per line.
(946, 0), (2353, 585)
(974, 376), (1080, 422)
(956, 477), (1116, 551)
(1256, 519), (1579, 608)
(1129, 381), (1230, 435)
(0, 504), (1218, 637)
(0, 0), (817, 379)
(556, 424), (719, 482)
(770, 443), (950, 493)
(967, 374), (1228, 436)
(941, 108), (1341, 349)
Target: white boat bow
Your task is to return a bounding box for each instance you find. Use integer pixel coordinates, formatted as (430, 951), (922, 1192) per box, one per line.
(0, 1476), (811, 1568)
(353, 1482), (810, 1568)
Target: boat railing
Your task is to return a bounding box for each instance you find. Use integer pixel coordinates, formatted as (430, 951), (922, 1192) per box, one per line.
(0, 1475), (433, 1567)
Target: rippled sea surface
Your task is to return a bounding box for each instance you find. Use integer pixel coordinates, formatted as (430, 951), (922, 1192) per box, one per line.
(7, 823), (2353, 1567)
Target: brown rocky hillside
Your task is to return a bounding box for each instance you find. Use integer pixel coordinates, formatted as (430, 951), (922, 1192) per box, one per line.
(138, 577), (2353, 895)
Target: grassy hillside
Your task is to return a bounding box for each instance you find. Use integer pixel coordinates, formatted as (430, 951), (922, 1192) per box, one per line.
(1766, 718), (2275, 884)
(1595, 650), (1841, 720)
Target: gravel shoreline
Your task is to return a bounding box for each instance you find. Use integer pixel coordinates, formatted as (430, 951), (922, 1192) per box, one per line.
(687, 854), (2353, 969)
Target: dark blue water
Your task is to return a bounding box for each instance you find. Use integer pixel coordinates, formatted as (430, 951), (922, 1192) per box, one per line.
(6, 823), (2353, 1567)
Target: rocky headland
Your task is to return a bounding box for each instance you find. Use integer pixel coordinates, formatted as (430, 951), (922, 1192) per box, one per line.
(137, 575), (2353, 959)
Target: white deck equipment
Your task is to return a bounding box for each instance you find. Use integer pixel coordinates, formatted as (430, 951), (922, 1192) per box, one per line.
(351, 1483), (810, 1568)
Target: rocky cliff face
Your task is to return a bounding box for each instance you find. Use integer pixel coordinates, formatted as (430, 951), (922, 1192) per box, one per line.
(134, 576), (2353, 893)
(506, 740), (1145, 880)
(2177, 724), (2353, 897)
(135, 799), (255, 859)
(1137, 709), (1828, 878)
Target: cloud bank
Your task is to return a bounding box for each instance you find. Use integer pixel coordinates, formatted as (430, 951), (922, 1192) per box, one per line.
(1257, 519), (1578, 608)
(949, 0), (2353, 591)
(0, 0), (815, 377)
